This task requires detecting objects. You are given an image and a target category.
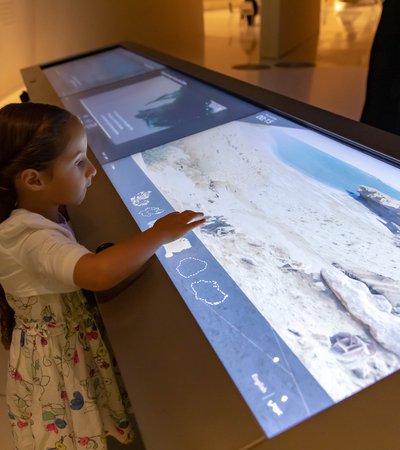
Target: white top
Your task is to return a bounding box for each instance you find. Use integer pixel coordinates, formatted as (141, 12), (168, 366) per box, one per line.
(0, 209), (91, 296)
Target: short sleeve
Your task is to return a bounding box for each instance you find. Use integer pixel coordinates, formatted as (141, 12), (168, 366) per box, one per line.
(16, 228), (91, 287)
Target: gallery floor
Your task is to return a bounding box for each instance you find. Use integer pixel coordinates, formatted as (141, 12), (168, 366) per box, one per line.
(0, 0), (383, 448)
(201, 0), (382, 121)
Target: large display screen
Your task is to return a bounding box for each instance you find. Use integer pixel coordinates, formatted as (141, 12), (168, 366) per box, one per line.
(44, 46), (400, 438)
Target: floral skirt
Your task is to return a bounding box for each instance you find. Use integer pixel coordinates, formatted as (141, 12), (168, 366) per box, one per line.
(6, 291), (134, 450)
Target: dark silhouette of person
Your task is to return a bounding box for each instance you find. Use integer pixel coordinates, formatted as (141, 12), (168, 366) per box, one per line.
(245, 0), (258, 26)
(360, 0), (400, 135)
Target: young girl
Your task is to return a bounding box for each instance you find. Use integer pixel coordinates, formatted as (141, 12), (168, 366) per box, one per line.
(0, 102), (205, 450)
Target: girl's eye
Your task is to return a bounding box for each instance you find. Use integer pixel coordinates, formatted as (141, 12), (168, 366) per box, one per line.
(75, 159), (84, 167)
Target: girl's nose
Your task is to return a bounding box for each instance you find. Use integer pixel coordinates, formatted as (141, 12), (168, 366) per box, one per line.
(87, 159), (97, 178)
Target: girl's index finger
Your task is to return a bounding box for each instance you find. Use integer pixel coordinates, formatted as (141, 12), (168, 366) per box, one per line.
(185, 215), (206, 230)
(185, 211), (205, 223)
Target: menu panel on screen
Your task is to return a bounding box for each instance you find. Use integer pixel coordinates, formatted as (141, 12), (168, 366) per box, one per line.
(51, 54), (261, 163)
(43, 47), (164, 97)
(47, 47), (400, 438)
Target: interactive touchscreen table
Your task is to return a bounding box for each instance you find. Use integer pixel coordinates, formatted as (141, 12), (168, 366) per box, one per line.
(22, 43), (400, 449)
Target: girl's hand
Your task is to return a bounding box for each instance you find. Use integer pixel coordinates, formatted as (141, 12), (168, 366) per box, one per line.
(152, 210), (205, 244)
(74, 210), (206, 291)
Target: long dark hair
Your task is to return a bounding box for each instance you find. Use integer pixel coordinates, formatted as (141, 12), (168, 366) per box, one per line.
(0, 102), (73, 349)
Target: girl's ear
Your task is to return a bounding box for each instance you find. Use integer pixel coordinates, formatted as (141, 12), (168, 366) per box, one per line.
(19, 169), (46, 192)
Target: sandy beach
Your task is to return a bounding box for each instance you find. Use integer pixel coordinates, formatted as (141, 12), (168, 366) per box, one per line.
(131, 120), (400, 402)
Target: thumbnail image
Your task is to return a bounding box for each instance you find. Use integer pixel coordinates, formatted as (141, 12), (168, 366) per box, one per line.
(81, 74), (226, 145)
(131, 119), (400, 402)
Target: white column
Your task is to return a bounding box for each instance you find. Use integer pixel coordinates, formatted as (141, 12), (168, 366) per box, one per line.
(259, 0), (320, 59)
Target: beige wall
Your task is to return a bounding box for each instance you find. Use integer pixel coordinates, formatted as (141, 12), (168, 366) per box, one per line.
(0, 0), (35, 100)
(203, 0), (243, 11)
(0, 0), (204, 102)
(260, 0), (320, 58)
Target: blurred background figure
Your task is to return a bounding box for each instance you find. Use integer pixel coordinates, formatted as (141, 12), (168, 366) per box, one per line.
(360, 0), (400, 135)
(239, 0), (259, 26)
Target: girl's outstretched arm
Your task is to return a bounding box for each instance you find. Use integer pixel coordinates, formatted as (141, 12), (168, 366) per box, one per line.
(73, 210), (205, 291)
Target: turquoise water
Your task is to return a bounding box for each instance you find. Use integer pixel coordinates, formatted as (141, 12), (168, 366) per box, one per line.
(272, 131), (400, 201)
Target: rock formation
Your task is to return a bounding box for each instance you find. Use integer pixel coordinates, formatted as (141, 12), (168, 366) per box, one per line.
(321, 265), (400, 356)
(357, 185), (400, 233)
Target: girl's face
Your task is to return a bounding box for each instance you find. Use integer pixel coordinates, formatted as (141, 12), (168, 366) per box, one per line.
(43, 117), (97, 206)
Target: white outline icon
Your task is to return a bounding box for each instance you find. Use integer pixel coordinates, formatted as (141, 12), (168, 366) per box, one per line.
(191, 280), (228, 306)
(176, 257), (208, 278)
(139, 207), (165, 217)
